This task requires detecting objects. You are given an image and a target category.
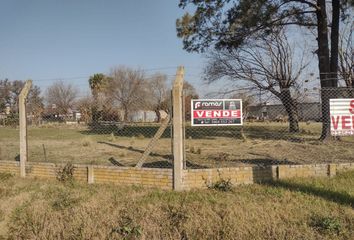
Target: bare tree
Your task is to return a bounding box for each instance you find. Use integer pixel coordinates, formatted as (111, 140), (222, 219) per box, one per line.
(105, 66), (148, 122)
(45, 81), (78, 115)
(339, 21), (353, 88)
(147, 73), (170, 122)
(27, 85), (44, 125)
(0, 79), (11, 113)
(1, 79), (43, 119)
(205, 31), (308, 133)
(76, 96), (93, 124)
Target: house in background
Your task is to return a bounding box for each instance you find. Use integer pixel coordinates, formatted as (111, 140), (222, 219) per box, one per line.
(248, 102), (321, 121)
(130, 110), (168, 123)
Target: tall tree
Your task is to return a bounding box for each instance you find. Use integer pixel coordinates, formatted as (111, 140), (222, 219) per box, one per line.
(147, 73), (170, 122)
(0, 79), (11, 112)
(339, 21), (353, 88)
(76, 96), (93, 124)
(106, 66), (147, 122)
(183, 81), (199, 121)
(205, 31), (307, 132)
(1, 80), (43, 115)
(45, 81), (78, 115)
(27, 85), (44, 125)
(89, 73), (107, 123)
(176, 0), (353, 140)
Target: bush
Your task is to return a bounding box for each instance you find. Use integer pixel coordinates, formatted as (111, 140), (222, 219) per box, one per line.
(56, 163), (75, 183)
(206, 171), (233, 192)
(208, 178), (233, 192)
(52, 190), (80, 211)
(311, 215), (342, 235)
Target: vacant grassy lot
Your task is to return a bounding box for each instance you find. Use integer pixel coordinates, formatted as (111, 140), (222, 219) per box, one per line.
(0, 122), (354, 168)
(0, 171), (353, 239)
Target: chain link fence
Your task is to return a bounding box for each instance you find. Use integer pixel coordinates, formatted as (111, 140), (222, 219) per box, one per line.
(26, 120), (172, 168)
(25, 88), (173, 167)
(184, 87), (354, 169)
(0, 72), (174, 169)
(0, 122), (19, 162)
(1, 77), (354, 170)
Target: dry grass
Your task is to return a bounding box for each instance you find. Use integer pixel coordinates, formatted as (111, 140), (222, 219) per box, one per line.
(0, 122), (353, 168)
(0, 171), (353, 239)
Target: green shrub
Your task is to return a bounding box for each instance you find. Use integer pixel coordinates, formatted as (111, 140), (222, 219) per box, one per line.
(110, 208), (143, 239)
(311, 215), (342, 235)
(208, 178), (233, 192)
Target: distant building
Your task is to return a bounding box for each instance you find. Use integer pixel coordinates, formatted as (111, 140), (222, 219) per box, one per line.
(130, 110), (168, 122)
(248, 102), (321, 121)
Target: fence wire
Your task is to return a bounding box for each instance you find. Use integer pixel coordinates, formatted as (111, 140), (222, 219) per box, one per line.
(1, 77), (173, 169)
(0, 119), (19, 162)
(1, 79), (354, 170)
(184, 87), (354, 169)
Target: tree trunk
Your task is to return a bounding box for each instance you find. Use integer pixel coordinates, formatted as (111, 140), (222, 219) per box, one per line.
(330, 0), (340, 87)
(92, 105), (99, 124)
(316, 0), (332, 141)
(155, 109), (161, 123)
(91, 92), (99, 124)
(279, 89), (299, 133)
(123, 105), (129, 122)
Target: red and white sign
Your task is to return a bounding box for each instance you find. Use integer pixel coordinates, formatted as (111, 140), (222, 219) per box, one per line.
(330, 99), (354, 136)
(191, 99), (243, 126)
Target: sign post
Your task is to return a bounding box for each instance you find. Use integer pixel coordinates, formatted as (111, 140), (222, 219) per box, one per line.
(191, 99), (243, 126)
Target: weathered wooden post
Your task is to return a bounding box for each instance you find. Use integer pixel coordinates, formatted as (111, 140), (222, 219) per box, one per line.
(19, 80), (32, 177)
(172, 66), (184, 191)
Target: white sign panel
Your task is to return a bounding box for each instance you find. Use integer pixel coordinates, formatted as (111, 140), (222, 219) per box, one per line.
(191, 99), (243, 126)
(330, 98), (354, 136)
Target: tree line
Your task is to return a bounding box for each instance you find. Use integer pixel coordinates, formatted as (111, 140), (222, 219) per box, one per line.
(0, 66), (198, 125)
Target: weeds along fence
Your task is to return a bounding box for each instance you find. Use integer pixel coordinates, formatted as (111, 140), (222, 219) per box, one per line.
(1, 67), (354, 190)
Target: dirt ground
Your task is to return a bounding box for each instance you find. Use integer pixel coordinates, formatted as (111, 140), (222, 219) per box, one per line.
(0, 122), (353, 168)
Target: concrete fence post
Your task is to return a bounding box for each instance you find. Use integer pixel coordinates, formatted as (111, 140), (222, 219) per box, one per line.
(328, 164), (336, 178)
(19, 80), (32, 178)
(88, 166), (94, 184)
(172, 66), (184, 191)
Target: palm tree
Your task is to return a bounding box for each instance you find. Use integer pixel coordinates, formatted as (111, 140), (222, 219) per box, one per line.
(89, 73), (106, 123)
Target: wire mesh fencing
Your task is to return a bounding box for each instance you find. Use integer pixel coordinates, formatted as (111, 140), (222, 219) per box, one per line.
(0, 73), (174, 169)
(0, 81), (20, 162)
(0, 117), (20, 162)
(184, 87), (354, 169)
(26, 120), (173, 168)
(1, 76), (354, 171)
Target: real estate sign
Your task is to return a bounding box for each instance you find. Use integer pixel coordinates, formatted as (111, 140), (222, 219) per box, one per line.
(191, 99), (243, 126)
(330, 99), (354, 136)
